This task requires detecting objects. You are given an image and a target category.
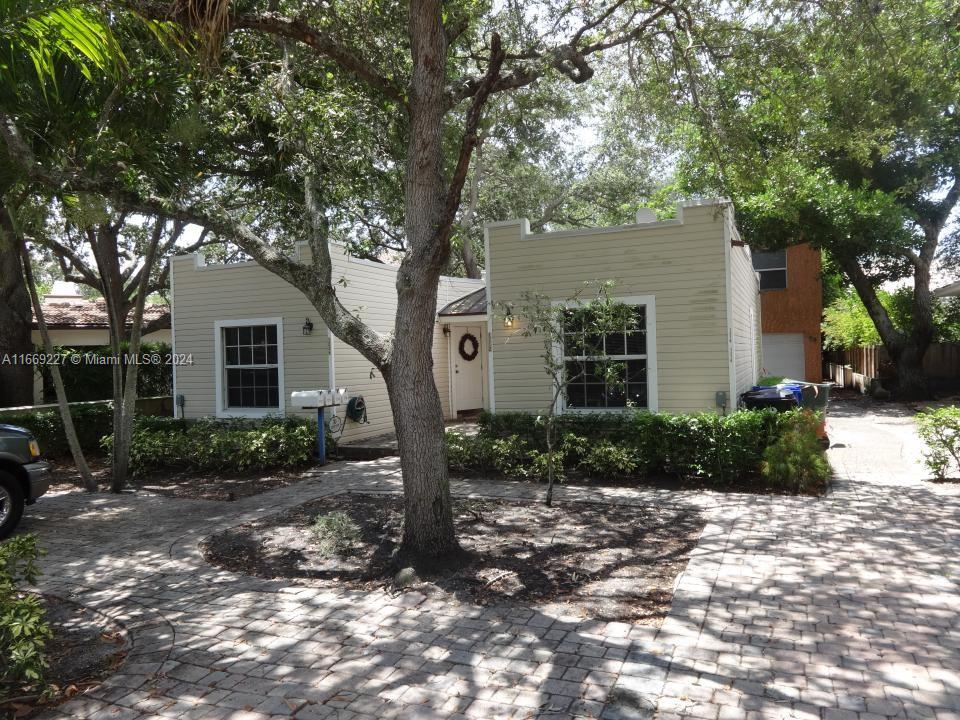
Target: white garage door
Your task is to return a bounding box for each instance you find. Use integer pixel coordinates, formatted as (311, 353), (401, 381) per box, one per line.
(761, 333), (805, 380)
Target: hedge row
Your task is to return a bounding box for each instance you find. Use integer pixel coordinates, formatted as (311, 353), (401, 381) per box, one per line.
(104, 416), (318, 474)
(35, 342), (172, 403)
(0, 403), (114, 457)
(450, 409), (827, 491)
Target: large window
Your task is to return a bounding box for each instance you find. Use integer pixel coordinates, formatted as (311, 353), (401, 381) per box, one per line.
(215, 319), (283, 416)
(562, 305), (648, 409)
(752, 249), (787, 290)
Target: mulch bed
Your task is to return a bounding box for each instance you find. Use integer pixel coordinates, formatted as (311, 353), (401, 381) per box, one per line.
(0, 595), (128, 719)
(202, 493), (704, 624)
(46, 457), (325, 500)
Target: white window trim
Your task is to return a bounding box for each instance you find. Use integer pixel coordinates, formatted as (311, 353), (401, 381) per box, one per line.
(213, 317), (285, 418)
(552, 295), (658, 414)
(754, 250), (788, 291)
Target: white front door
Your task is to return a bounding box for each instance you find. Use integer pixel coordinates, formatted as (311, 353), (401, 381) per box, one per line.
(453, 325), (484, 412)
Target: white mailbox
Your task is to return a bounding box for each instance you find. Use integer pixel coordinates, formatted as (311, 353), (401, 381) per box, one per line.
(291, 388), (347, 409)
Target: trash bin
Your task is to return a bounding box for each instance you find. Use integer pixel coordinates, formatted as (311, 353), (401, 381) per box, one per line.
(781, 379), (832, 442)
(740, 387), (800, 412)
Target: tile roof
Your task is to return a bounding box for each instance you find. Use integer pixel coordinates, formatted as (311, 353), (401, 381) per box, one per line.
(32, 299), (170, 330)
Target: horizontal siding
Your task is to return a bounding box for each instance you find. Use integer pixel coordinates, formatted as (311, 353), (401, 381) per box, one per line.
(729, 238), (762, 398)
(171, 255), (330, 421)
(488, 203), (733, 414)
(172, 247), (483, 441)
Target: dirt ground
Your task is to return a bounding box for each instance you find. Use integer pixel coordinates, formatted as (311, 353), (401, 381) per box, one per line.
(203, 493), (705, 624)
(0, 595), (127, 719)
(46, 457), (326, 500)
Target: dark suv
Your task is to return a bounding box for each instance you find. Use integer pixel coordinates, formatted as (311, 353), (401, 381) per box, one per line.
(0, 424), (50, 539)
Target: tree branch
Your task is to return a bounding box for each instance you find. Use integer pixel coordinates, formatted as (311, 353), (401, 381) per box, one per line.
(835, 253), (905, 353)
(1, 110), (390, 368)
(229, 11), (405, 103)
(450, 2), (675, 102)
(439, 33), (505, 237)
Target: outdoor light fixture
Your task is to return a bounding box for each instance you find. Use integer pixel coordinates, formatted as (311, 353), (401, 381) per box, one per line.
(442, 324), (451, 337)
(503, 316), (514, 328)
(302, 318), (314, 335)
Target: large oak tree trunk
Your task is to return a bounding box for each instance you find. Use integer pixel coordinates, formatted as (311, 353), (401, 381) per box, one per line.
(386, 301), (456, 558)
(392, 0), (458, 559)
(0, 210), (34, 407)
(838, 254), (933, 399)
(893, 256), (935, 399)
(891, 345), (928, 400)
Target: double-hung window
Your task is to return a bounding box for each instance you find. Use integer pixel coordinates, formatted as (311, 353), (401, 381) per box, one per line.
(562, 305), (649, 410)
(215, 319), (284, 416)
(752, 249), (787, 290)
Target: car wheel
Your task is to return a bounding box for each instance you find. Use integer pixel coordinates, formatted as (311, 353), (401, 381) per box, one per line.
(0, 471), (25, 540)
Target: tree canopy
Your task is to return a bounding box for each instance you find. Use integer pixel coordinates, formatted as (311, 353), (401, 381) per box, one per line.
(632, 0), (960, 395)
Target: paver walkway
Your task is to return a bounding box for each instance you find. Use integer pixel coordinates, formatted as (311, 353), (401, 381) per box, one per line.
(20, 398), (960, 720)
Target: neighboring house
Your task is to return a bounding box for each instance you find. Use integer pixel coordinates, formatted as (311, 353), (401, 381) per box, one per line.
(30, 281), (171, 403)
(32, 282), (171, 347)
(751, 243), (823, 381)
(170, 198), (763, 444)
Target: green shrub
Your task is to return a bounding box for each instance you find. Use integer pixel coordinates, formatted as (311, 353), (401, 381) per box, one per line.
(916, 406), (960, 480)
(762, 411), (831, 492)
(559, 433), (590, 466)
(106, 416), (317, 474)
(491, 435), (534, 477)
(446, 431), (494, 473)
(0, 403), (114, 457)
(0, 535), (52, 689)
(457, 408), (816, 488)
(36, 342), (172, 402)
(311, 512), (361, 557)
(578, 441), (641, 479)
(477, 410), (634, 446)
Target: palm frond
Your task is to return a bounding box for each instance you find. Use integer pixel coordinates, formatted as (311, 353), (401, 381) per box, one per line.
(0, 0), (126, 94)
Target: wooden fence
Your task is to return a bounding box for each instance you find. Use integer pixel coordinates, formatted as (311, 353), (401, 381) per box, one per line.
(824, 343), (960, 392)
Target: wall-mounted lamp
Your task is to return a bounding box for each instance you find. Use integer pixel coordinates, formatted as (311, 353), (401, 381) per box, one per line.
(442, 324), (451, 337)
(302, 318), (314, 335)
(503, 316), (514, 329)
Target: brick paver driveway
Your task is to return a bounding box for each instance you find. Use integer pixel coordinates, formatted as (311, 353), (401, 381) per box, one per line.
(22, 398), (960, 720)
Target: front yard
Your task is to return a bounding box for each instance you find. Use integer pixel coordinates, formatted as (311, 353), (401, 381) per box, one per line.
(203, 493), (704, 624)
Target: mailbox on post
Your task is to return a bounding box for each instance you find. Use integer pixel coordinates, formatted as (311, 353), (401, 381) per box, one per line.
(291, 388), (347, 465)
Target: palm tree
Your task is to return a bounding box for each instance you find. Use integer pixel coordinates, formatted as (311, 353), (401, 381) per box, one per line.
(1, 0), (128, 489)
(1, 0), (126, 90)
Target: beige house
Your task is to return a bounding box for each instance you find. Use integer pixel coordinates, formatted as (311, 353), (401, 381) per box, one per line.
(483, 199), (761, 414)
(171, 198), (761, 442)
(171, 246), (483, 442)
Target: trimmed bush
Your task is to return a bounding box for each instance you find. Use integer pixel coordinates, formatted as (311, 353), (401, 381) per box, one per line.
(0, 534), (51, 689)
(762, 410), (831, 492)
(0, 403), (114, 457)
(451, 408), (825, 490)
(916, 406), (960, 480)
(578, 441), (642, 479)
(106, 416), (317, 475)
